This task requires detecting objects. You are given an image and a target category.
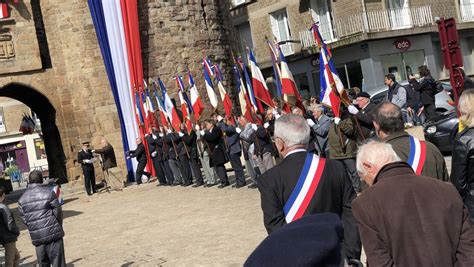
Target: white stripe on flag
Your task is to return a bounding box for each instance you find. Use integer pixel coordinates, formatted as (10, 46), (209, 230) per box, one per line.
(285, 155), (320, 223)
(411, 138), (421, 172)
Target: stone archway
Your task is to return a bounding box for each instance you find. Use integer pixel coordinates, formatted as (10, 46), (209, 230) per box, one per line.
(0, 83), (67, 183)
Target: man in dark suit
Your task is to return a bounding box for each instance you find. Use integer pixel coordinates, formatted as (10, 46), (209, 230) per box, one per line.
(77, 141), (97, 195)
(216, 114), (246, 188)
(348, 92), (376, 141)
(127, 137), (151, 185)
(145, 128), (167, 186)
(353, 140), (474, 266)
(168, 126), (193, 187)
(158, 127), (174, 185)
(182, 126), (204, 187)
(258, 114), (361, 261)
(202, 119), (229, 188)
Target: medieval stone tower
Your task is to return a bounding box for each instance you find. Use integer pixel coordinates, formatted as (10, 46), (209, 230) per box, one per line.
(0, 0), (235, 186)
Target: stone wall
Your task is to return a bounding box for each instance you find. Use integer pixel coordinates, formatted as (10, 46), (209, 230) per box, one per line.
(139, 0), (237, 110)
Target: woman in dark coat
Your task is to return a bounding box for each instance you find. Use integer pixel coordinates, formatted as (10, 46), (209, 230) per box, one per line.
(202, 119), (229, 188)
(451, 90), (474, 222)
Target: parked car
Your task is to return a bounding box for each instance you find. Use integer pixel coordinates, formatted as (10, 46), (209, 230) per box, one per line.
(367, 81), (454, 113)
(423, 109), (459, 153)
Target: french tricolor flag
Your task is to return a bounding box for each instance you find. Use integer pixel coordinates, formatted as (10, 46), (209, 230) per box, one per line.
(248, 50), (274, 113)
(175, 75), (193, 132)
(188, 72), (204, 121)
(215, 64), (235, 125)
(0, 3), (8, 19)
(203, 64), (219, 109)
(233, 65), (254, 123)
(279, 48), (304, 111)
(240, 57), (259, 113)
(158, 78), (181, 132)
(152, 80), (169, 127)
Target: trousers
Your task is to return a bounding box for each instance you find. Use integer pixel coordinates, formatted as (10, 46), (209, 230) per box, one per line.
(189, 157), (204, 184)
(255, 152), (274, 174)
(4, 241), (20, 267)
(229, 153), (246, 185)
(35, 238), (66, 267)
(151, 157), (166, 184)
(135, 160), (150, 184)
(178, 156), (192, 184)
(214, 164), (228, 184)
(200, 151), (216, 184)
(162, 160), (174, 184)
(82, 167), (96, 195)
(168, 159), (182, 184)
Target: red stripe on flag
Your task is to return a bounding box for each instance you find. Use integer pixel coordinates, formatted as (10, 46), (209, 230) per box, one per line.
(417, 141), (427, 175)
(293, 158), (326, 221)
(192, 98), (204, 121)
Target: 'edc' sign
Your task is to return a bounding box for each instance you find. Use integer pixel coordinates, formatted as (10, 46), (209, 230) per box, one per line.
(393, 39), (411, 51)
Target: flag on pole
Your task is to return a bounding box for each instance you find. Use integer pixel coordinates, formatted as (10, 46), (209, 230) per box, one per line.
(145, 88), (158, 129)
(135, 91), (145, 126)
(214, 64), (235, 125)
(279, 47), (304, 112)
(233, 64), (254, 123)
(267, 39), (283, 98)
(240, 57), (259, 112)
(175, 75), (193, 133)
(203, 62), (219, 109)
(248, 50), (274, 112)
(152, 80), (169, 127)
(0, 3), (8, 19)
(188, 71), (204, 121)
(158, 78), (181, 132)
(312, 23), (348, 118)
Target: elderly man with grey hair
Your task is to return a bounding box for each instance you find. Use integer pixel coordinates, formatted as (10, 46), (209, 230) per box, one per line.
(306, 104), (331, 157)
(258, 114), (361, 261)
(353, 141), (474, 266)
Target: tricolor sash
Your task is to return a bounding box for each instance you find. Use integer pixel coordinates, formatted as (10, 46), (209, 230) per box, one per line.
(407, 135), (427, 175)
(283, 154), (326, 223)
(52, 185), (64, 206)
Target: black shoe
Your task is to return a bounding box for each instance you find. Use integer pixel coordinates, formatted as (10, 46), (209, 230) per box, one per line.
(183, 182), (192, 187)
(192, 183), (204, 188)
(218, 183), (230, 189)
(248, 183), (258, 189)
(170, 183), (178, 187)
(235, 183), (245, 189)
(156, 183), (168, 187)
(204, 183), (217, 188)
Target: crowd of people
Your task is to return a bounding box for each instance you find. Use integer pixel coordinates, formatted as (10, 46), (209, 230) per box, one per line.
(1, 66), (473, 266)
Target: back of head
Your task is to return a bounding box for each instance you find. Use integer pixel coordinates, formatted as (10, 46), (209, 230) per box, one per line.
(459, 90), (474, 128)
(274, 114), (310, 147)
(28, 170), (44, 184)
(385, 73), (396, 83)
(0, 186), (5, 198)
(244, 213), (343, 267)
(418, 65), (431, 77)
(373, 102), (404, 134)
(356, 140), (401, 179)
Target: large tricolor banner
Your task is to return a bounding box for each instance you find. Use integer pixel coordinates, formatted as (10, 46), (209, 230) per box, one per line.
(89, 0), (147, 181)
(248, 50), (274, 113)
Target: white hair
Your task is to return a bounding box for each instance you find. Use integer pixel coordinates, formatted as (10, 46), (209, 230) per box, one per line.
(356, 141), (401, 177)
(274, 114), (310, 147)
(310, 104), (324, 113)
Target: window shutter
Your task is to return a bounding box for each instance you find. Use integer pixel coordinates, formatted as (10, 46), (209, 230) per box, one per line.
(270, 13), (281, 41)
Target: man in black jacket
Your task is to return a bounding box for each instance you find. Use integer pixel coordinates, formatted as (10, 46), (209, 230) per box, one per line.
(258, 114), (361, 261)
(181, 126), (204, 187)
(77, 141), (96, 195)
(127, 137), (151, 185)
(0, 187), (20, 266)
(145, 128), (167, 186)
(19, 170), (66, 266)
(158, 127), (175, 185)
(202, 119), (229, 188)
(409, 66), (437, 120)
(167, 126), (193, 187)
(348, 92), (376, 141)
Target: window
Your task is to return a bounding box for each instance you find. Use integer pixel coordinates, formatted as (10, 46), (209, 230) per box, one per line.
(380, 50), (426, 82)
(460, 0), (474, 22)
(231, 0), (246, 8)
(34, 138), (47, 160)
(235, 23), (254, 65)
(270, 9), (293, 56)
(310, 0), (336, 42)
(293, 73), (311, 100)
(386, 0), (412, 29)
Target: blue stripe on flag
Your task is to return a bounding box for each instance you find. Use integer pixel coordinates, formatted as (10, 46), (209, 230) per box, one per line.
(283, 153), (313, 215)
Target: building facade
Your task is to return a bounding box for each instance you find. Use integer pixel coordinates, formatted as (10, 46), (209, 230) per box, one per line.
(230, 0), (474, 98)
(0, 1), (235, 186)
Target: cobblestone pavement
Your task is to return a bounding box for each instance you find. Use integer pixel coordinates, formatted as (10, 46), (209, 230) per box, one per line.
(2, 156), (452, 266)
(6, 183), (266, 266)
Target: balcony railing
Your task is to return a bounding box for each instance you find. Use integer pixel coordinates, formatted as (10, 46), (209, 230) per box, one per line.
(300, 5), (434, 49)
(460, 3), (474, 22)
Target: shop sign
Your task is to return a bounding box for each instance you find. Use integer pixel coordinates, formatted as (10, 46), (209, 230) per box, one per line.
(393, 38), (411, 51)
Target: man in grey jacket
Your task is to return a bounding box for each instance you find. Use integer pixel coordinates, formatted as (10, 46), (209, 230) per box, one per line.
(307, 104), (331, 157)
(384, 74), (407, 109)
(19, 170), (66, 267)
